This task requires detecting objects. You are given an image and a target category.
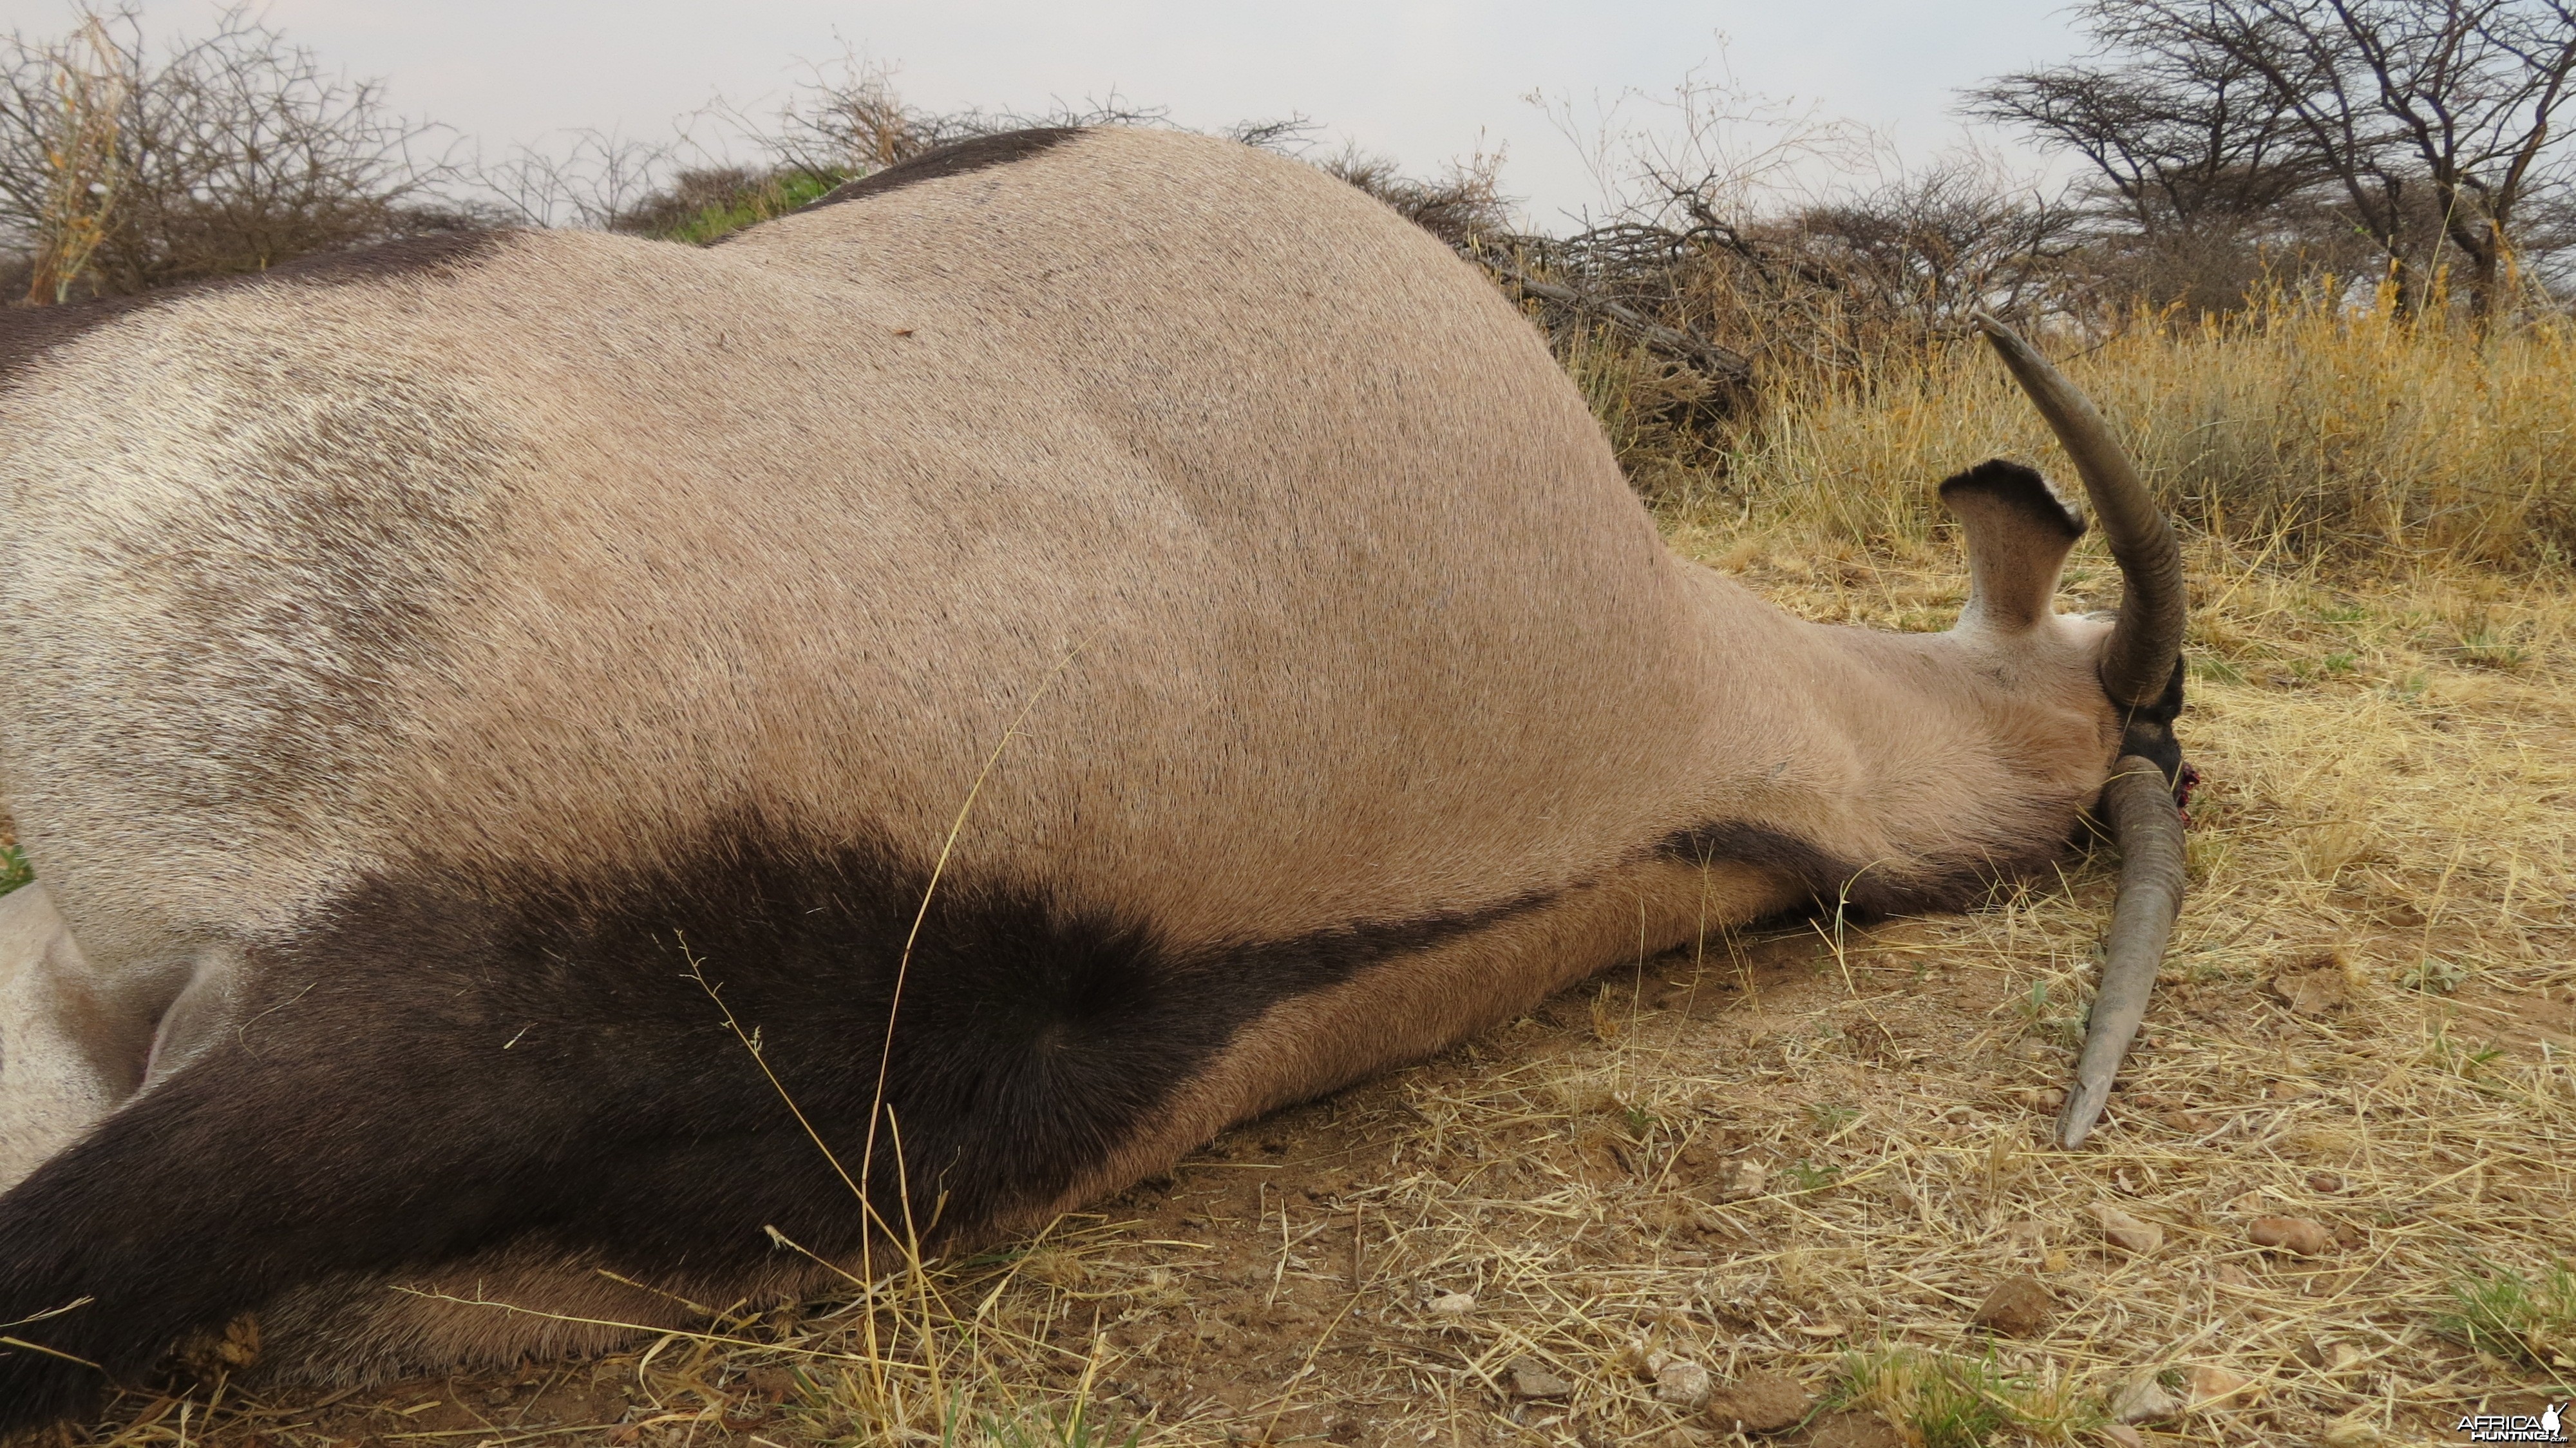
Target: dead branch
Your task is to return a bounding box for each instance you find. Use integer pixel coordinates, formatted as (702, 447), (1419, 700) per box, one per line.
(1481, 258), (1753, 385)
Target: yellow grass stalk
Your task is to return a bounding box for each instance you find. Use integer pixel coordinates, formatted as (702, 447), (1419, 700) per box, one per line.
(24, 17), (128, 307)
(1676, 293), (2576, 573)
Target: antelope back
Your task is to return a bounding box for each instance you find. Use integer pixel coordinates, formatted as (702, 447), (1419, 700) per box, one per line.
(0, 128), (1706, 975)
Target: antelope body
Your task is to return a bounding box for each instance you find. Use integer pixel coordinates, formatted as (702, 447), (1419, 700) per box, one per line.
(0, 126), (2186, 1425)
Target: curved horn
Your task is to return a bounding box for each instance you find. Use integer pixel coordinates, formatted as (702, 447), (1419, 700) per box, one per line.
(2055, 757), (2188, 1148)
(1973, 313), (2185, 709)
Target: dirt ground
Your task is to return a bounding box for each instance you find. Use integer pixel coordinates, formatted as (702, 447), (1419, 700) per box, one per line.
(44, 544), (2576, 1448)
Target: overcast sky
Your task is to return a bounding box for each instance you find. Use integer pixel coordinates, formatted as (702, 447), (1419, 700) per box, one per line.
(1, 0), (2092, 227)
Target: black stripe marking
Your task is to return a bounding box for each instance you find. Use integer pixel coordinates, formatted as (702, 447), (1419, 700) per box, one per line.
(0, 231), (510, 390)
(2117, 656), (2190, 793)
(0, 819), (1546, 1427)
(1937, 459), (2083, 540)
(800, 128), (1086, 211)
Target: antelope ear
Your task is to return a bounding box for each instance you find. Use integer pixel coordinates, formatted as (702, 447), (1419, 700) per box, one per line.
(1940, 459), (2085, 634)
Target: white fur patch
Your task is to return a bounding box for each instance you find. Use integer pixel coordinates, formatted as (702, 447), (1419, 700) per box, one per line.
(0, 884), (117, 1191)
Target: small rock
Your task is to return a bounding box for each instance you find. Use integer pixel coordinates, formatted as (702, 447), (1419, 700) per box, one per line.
(1300, 1172), (1352, 1201)
(1969, 1273), (2055, 1337)
(2100, 1426), (2145, 1448)
(1720, 1157), (1768, 1200)
(1702, 1371), (1809, 1433)
(2248, 1215), (2334, 1257)
(2307, 1170), (2346, 1193)
(2272, 966), (2352, 1016)
(1428, 1291), (1475, 1316)
(2214, 1261), (2255, 1288)
(743, 1366), (799, 1402)
(1508, 1358), (1573, 1400)
(2186, 1364), (2259, 1409)
(2092, 1204), (2164, 1255)
(1654, 1357), (1714, 1409)
(2112, 1376), (2183, 1424)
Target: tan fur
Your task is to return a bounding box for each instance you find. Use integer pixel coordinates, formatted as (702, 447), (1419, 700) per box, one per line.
(0, 127), (2131, 1378)
(1056, 852), (1805, 1223)
(246, 1250), (832, 1385)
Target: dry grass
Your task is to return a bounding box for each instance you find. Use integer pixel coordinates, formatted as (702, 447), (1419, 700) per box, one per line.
(1663, 289), (2576, 571)
(46, 305), (2576, 1448)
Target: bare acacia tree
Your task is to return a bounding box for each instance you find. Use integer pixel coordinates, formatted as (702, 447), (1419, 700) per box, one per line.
(1788, 162), (2092, 329)
(1975, 0), (2576, 316)
(476, 128), (677, 231)
(1320, 144), (1512, 248)
(1971, 26), (2318, 236)
(2315, 0), (2576, 314)
(1493, 74), (2086, 393)
(1968, 10), (2332, 309)
(0, 5), (463, 301)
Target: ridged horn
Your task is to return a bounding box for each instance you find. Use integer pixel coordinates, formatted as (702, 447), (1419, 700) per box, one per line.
(1973, 312), (2185, 708)
(2055, 757), (2188, 1148)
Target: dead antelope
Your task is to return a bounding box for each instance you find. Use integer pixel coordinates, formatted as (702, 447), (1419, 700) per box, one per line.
(0, 125), (2188, 1425)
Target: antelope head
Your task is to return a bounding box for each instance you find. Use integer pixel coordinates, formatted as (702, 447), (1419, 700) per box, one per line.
(1969, 312), (2190, 1147)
